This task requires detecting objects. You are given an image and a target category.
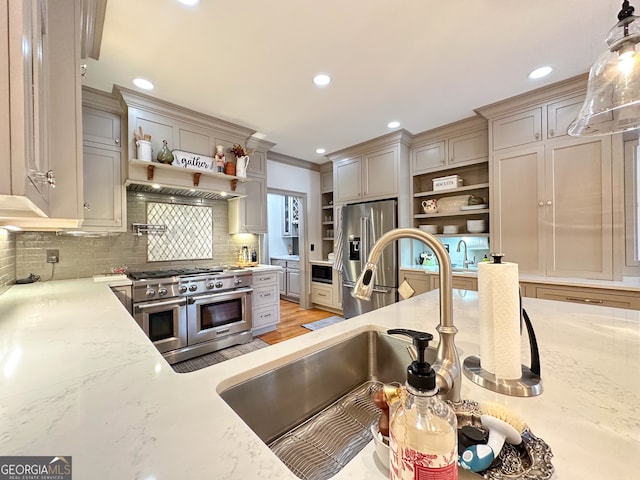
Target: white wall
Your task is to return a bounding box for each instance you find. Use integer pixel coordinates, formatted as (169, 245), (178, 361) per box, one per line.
(267, 160), (322, 261)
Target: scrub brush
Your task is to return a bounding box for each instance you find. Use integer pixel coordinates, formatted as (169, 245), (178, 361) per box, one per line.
(459, 402), (526, 473)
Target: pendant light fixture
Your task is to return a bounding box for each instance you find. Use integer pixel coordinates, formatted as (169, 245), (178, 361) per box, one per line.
(569, 1), (640, 136)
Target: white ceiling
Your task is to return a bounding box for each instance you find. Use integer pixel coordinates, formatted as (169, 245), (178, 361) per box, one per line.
(84, 0), (623, 163)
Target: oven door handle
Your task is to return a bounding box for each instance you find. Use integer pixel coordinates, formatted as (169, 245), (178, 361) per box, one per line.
(187, 287), (254, 304)
(135, 298), (187, 309)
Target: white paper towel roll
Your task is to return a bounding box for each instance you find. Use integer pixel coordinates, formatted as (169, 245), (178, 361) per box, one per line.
(478, 260), (522, 379)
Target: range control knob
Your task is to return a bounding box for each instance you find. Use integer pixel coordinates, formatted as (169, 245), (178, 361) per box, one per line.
(235, 278), (243, 285)
(215, 281), (224, 289)
(179, 285), (188, 294)
(189, 284), (198, 292)
(158, 288), (168, 296)
(206, 282), (215, 290)
(146, 288), (156, 298)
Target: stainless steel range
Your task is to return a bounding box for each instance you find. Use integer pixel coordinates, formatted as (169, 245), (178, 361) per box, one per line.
(130, 267), (253, 364)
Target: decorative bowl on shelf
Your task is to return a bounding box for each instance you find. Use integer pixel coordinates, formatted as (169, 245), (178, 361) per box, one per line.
(443, 225), (459, 234)
(419, 224), (439, 234)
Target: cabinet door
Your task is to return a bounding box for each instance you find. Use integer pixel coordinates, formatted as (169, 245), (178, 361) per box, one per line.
(334, 157), (362, 203)
(229, 176), (267, 234)
(363, 147), (398, 198)
(399, 271), (432, 297)
(544, 137), (613, 279)
(247, 150), (266, 176)
(278, 269), (286, 295)
(287, 270), (301, 298)
(492, 107), (542, 151)
(321, 171), (333, 192)
(311, 282), (333, 306)
(411, 140), (446, 173)
(6, 0), (50, 213)
(546, 95), (583, 140)
(492, 146), (546, 274)
(83, 106), (121, 149)
(82, 145), (123, 229)
(448, 129), (488, 167)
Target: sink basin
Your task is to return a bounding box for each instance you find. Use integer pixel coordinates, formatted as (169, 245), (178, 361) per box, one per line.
(219, 329), (435, 479)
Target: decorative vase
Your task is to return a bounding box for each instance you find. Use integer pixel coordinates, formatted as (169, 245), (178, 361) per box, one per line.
(156, 140), (174, 164)
(224, 161), (236, 176)
(236, 155), (249, 178)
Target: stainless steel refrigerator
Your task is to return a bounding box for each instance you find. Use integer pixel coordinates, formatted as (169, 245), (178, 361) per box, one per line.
(341, 198), (398, 318)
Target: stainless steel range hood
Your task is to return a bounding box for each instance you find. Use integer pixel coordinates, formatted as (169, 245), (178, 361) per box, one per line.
(126, 182), (244, 201)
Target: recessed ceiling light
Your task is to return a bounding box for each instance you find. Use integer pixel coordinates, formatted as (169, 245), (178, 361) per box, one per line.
(133, 77), (154, 90)
(177, 0), (199, 4)
(528, 66), (553, 79)
(313, 74), (332, 87)
(387, 121), (400, 129)
(315, 148), (326, 154)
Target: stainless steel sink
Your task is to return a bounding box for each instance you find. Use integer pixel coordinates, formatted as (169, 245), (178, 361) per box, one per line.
(219, 329), (435, 479)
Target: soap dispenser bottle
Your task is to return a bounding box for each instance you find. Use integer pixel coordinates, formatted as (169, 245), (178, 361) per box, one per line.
(387, 329), (458, 480)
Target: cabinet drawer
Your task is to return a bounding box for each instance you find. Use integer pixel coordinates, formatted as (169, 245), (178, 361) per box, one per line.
(534, 287), (639, 310)
(311, 283), (333, 306)
(253, 304), (279, 330)
(452, 276), (477, 291)
(252, 272), (278, 286)
(287, 261), (300, 270)
(253, 284), (279, 308)
(271, 259), (287, 268)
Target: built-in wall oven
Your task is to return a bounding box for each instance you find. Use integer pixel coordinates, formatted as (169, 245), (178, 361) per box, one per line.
(130, 267), (253, 364)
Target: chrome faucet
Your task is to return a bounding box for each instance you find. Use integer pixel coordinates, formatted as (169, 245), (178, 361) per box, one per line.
(351, 228), (462, 403)
(456, 239), (469, 269)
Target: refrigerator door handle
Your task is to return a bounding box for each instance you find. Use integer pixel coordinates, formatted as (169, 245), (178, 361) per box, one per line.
(361, 216), (369, 271)
(371, 287), (390, 294)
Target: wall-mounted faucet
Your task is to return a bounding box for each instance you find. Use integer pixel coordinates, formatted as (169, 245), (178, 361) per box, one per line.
(456, 239), (469, 269)
(351, 228), (462, 403)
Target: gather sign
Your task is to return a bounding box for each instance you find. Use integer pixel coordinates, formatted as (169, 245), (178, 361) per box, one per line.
(171, 150), (217, 172)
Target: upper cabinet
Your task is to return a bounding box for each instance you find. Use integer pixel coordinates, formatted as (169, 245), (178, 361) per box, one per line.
(330, 130), (413, 205)
(410, 117), (489, 237)
(115, 85), (260, 197)
(477, 74), (623, 280)
(0, 0), (85, 230)
(81, 87), (126, 231)
(411, 116), (488, 174)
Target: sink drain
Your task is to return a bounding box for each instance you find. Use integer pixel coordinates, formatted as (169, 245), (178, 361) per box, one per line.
(268, 381), (382, 480)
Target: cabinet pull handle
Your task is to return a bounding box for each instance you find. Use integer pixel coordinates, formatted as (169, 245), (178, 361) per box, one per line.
(83, 202), (90, 210)
(565, 296), (604, 304)
(549, 129), (555, 137)
(546, 201), (552, 206)
(261, 313), (272, 318)
(538, 201), (544, 207)
(535, 132), (541, 140)
(115, 137), (120, 145)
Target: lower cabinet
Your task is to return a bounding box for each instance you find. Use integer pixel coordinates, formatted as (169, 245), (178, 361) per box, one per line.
(399, 268), (478, 299)
(520, 282), (640, 310)
(271, 258), (300, 301)
(399, 269), (433, 299)
(251, 269), (281, 334)
(311, 282), (333, 307)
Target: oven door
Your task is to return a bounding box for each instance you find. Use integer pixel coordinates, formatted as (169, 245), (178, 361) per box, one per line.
(187, 288), (253, 346)
(134, 298), (187, 354)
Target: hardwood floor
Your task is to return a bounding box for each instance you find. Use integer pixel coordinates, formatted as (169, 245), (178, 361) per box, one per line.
(257, 299), (337, 345)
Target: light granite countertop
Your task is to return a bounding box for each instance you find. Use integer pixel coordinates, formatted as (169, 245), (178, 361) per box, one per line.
(0, 279), (638, 479)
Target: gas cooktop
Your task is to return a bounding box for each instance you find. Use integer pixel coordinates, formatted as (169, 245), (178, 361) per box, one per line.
(128, 266), (245, 281)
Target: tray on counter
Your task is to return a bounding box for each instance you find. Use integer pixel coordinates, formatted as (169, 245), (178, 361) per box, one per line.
(452, 400), (554, 480)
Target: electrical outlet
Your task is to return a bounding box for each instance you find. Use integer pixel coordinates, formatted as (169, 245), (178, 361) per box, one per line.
(46, 249), (59, 263)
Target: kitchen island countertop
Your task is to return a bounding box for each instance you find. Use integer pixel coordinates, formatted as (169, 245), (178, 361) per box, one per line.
(0, 279), (638, 479)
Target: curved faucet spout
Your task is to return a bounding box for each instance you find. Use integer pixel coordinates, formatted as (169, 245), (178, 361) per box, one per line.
(351, 227), (462, 403)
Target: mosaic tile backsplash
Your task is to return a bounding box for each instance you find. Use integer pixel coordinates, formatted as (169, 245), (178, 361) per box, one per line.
(11, 192), (258, 281)
(147, 202), (213, 262)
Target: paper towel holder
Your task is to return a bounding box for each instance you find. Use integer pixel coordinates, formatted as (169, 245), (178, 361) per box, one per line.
(463, 308), (543, 397)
